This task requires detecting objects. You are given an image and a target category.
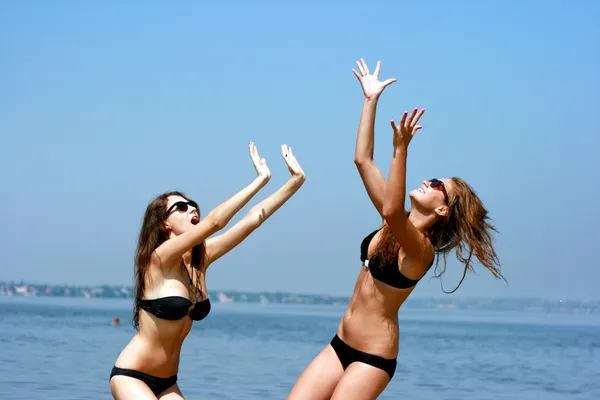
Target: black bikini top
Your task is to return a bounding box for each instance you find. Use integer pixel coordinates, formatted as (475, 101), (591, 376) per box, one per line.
(139, 266), (211, 322)
(140, 296), (211, 321)
(360, 228), (433, 289)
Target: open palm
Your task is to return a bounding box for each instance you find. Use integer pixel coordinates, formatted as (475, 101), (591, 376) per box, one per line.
(352, 59), (397, 100)
(390, 108), (425, 148)
(249, 142), (271, 182)
(281, 145), (305, 180)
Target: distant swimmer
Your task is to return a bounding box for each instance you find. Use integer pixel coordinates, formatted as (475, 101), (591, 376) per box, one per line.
(112, 316), (120, 326)
(109, 143), (306, 399)
(287, 59), (505, 400)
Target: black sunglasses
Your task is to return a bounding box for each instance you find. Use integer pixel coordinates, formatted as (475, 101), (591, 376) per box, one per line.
(165, 200), (199, 217)
(429, 178), (449, 204)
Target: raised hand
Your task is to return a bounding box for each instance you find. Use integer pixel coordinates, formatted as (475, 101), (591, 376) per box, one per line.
(352, 58), (397, 100)
(390, 108), (425, 148)
(249, 142), (271, 183)
(281, 144), (305, 182)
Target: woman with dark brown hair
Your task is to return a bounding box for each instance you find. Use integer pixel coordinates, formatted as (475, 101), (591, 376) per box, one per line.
(287, 59), (504, 400)
(110, 142), (305, 399)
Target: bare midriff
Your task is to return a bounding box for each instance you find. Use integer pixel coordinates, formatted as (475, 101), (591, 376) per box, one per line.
(336, 266), (414, 359)
(113, 311), (193, 378)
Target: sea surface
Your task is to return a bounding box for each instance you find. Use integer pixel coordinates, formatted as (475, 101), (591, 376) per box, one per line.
(1, 296), (599, 399)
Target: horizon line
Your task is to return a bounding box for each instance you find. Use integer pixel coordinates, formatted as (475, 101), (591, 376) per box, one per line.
(1, 280), (599, 303)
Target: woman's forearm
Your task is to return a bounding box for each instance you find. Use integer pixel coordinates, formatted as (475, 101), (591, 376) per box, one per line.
(207, 176), (269, 229)
(248, 176), (305, 225)
(354, 98), (379, 164)
(382, 145), (408, 219)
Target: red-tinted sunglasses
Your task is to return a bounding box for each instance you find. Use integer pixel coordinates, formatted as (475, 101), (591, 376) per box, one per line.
(429, 178), (449, 204)
(165, 200), (199, 217)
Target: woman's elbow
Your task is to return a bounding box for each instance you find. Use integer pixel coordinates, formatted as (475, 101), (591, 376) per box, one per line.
(354, 157), (372, 169)
(382, 203), (402, 221)
(247, 208), (266, 229)
(205, 213), (227, 231)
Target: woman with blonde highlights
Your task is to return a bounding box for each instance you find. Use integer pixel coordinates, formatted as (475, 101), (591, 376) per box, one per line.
(288, 59), (504, 400)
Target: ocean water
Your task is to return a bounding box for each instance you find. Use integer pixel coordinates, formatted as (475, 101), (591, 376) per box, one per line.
(1, 296), (599, 400)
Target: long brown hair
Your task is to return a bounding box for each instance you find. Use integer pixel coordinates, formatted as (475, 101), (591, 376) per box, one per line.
(132, 191), (206, 330)
(373, 177), (504, 293)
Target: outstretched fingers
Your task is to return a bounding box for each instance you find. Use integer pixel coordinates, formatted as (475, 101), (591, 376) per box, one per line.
(373, 61), (381, 78)
(249, 141), (258, 161)
(282, 144), (296, 164)
(400, 111), (408, 128)
(282, 144), (305, 177)
(281, 144), (288, 159)
(382, 78), (397, 88)
(360, 58), (370, 75)
(410, 108), (425, 128)
(356, 60), (366, 76)
(406, 108), (418, 127)
(282, 144), (293, 170)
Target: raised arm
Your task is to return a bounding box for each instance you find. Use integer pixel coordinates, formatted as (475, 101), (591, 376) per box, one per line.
(352, 59), (397, 217)
(206, 145), (306, 266)
(155, 142), (271, 265)
(382, 108), (429, 261)
(205, 144), (306, 266)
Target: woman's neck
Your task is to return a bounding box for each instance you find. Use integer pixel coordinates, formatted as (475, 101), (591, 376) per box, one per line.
(408, 208), (436, 233)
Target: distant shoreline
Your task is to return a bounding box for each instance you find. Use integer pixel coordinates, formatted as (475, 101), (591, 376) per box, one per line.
(1, 281), (598, 315)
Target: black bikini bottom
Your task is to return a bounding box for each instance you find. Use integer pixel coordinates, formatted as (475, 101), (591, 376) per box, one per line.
(330, 334), (397, 380)
(110, 366), (177, 396)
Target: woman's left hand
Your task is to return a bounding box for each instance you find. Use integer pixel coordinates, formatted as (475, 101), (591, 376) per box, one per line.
(390, 108), (425, 148)
(249, 142), (271, 183)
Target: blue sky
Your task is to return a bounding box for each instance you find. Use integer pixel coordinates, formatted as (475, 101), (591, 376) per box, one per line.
(1, 1), (598, 300)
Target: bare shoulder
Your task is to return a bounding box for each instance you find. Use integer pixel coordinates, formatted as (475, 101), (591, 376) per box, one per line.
(147, 250), (181, 273)
(144, 252), (178, 286)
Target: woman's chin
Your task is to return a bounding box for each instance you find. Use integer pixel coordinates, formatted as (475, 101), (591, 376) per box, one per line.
(408, 189), (420, 200)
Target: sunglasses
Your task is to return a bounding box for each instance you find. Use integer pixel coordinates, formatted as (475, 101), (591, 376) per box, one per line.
(165, 200), (199, 217)
(429, 178), (449, 204)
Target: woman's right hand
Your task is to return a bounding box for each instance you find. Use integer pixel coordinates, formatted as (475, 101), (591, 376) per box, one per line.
(352, 58), (397, 100)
